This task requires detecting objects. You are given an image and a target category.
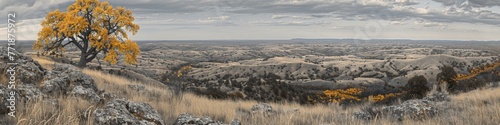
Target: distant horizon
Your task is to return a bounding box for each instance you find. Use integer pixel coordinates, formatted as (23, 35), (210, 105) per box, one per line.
(2, 0), (500, 41)
(7, 38), (500, 42)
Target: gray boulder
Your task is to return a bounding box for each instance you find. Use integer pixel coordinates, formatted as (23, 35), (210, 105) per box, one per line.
(238, 103), (299, 118)
(0, 47), (45, 84)
(353, 111), (374, 120)
(251, 103), (276, 116)
(423, 92), (451, 102)
(382, 99), (438, 121)
(355, 93), (447, 121)
(100, 92), (119, 101)
(70, 86), (101, 103)
(174, 113), (222, 125)
(41, 64), (97, 96)
(0, 84), (47, 115)
(16, 84), (47, 101)
(94, 99), (165, 125)
(128, 84), (146, 92)
(0, 85), (17, 115)
(230, 119), (241, 125)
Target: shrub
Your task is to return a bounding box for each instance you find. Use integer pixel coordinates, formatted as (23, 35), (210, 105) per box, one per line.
(404, 75), (430, 99)
(436, 65), (457, 92)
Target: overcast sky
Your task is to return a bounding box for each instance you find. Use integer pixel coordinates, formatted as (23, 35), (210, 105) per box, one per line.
(1, 0), (500, 40)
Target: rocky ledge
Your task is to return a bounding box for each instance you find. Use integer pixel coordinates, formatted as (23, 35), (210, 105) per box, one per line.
(0, 47), (166, 124)
(354, 92), (451, 121)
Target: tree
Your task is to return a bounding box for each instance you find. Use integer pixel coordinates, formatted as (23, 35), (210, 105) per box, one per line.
(34, 0), (140, 68)
(405, 75), (429, 99)
(436, 65), (457, 92)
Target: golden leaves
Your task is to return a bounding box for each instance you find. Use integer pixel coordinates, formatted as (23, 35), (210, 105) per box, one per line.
(121, 39), (140, 65)
(176, 65), (193, 77)
(36, 0), (140, 66)
(308, 88), (364, 104)
(103, 49), (117, 65)
(308, 87), (403, 105)
(368, 93), (400, 103)
(453, 61), (500, 81)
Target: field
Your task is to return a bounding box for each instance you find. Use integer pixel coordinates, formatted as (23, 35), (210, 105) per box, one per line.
(4, 55), (498, 125)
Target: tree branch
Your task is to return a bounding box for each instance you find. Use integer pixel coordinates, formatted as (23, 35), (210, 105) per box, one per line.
(85, 49), (101, 62)
(69, 37), (84, 51)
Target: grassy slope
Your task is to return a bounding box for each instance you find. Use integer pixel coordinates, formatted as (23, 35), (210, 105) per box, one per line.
(7, 56), (500, 125)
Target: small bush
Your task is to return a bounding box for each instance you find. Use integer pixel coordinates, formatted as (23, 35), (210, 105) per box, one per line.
(404, 75), (430, 99)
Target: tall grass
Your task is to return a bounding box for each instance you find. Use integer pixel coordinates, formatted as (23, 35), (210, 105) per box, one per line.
(6, 57), (500, 125)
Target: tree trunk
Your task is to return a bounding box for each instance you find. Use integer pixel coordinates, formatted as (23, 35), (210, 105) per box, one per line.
(77, 54), (88, 68)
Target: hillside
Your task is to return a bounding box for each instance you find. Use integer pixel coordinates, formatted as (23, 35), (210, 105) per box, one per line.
(1, 47), (500, 125)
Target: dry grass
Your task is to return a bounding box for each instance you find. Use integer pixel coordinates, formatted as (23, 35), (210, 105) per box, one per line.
(16, 98), (95, 125)
(30, 56), (57, 70)
(7, 57), (500, 125)
(82, 68), (375, 125)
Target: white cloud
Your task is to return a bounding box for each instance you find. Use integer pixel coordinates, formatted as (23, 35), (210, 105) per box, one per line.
(2, 0), (500, 40)
(250, 20), (329, 26)
(271, 15), (314, 19)
(207, 16), (231, 21)
(390, 21), (406, 25)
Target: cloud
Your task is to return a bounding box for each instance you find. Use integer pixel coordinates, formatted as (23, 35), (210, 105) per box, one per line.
(207, 16), (231, 21)
(137, 16), (235, 26)
(390, 21), (406, 25)
(433, 0), (500, 7)
(271, 15), (314, 19)
(0, 0), (211, 23)
(4, 0), (500, 26)
(226, 0), (500, 26)
(0, 0), (71, 23)
(250, 20), (329, 26)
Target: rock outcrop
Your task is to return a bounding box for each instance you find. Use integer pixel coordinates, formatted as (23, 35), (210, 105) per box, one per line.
(354, 97), (444, 121)
(128, 84), (146, 92)
(94, 99), (165, 125)
(383, 99), (438, 121)
(174, 113), (223, 125)
(0, 47), (45, 84)
(248, 103), (299, 116)
(40, 64), (102, 103)
(70, 86), (101, 103)
(41, 64), (97, 94)
(174, 113), (242, 125)
(250, 103), (275, 115)
(0, 47), (47, 116)
(1, 47), (166, 125)
(423, 92), (451, 102)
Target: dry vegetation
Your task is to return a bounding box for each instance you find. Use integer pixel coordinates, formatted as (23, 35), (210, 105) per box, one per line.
(31, 56), (56, 70)
(8, 57), (500, 125)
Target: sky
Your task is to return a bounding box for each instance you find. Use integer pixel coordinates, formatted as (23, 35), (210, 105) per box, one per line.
(1, 0), (500, 41)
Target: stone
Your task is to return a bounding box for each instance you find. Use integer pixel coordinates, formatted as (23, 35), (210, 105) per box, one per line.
(94, 99), (165, 125)
(0, 47), (45, 84)
(251, 103), (274, 114)
(353, 106), (382, 120)
(100, 92), (118, 101)
(353, 111), (374, 120)
(424, 92), (451, 102)
(70, 86), (101, 103)
(0, 85), (17, 115)
(128, 84), (146, 92)
(382, 99), (438, 121)
(16, 84), (46, 101)
(174, 113), (222, 125)
(230, 119), (241, 125)
(41, 64), (97, 95)
(0, 84), (48, 115)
